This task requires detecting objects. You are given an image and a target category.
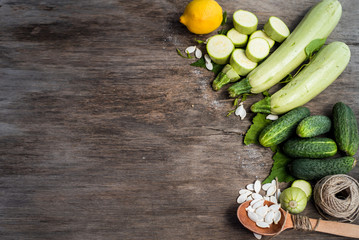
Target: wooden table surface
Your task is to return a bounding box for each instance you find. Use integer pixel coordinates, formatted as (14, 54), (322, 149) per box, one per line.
(0, 0), (358, 239)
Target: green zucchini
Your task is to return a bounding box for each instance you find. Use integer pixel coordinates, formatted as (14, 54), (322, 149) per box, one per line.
(289, 157), (357, 180)
(250, 41), (350, 114)
(333, 102), (359, 156)
(228, 0), (342, 97)
(212, 64), (240, 91)
(282, 137), (337, 158)
(259, 107), (310, 147)
(296, 115), (332, 138)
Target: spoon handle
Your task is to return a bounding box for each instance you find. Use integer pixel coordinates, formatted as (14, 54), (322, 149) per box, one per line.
(311, 218), (359, 238)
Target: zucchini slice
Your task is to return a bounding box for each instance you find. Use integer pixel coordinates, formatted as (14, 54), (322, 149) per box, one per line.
(245, 38), (270, 62)
(229, 49), (257, 76)
(249, 30), (275, 48)
(226, 28), (248, 47)
(233, 10), (258, 35)
(206, 35), (234, 65)
(263, 16), (290, 43)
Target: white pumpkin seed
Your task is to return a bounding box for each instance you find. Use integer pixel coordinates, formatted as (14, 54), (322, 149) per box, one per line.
(246, 183), (254, 191)
(251, 193), (263, 200)
(246, 195), (254, 201)
(254, 180), (261, 193)
(273, 211), (281, 224)
(239, 189), (252, 195)
(248, 211), (260, 222)
(262, 183), (272, 191)
(256, 221), (270, 228)
(239, 191), (252, 198)
(266, 185), (276, 196)
(253, 233), (262, 239)
(185, 46), (196, 54)
(255, 206), (269, 217)
(236, 194), (247, 204)
(269, 204), (280, 212)
(204, 54), (211, 63)
(266, 114), (278, 120)
(252, 199), (265, 209)
(246, 206), (255, 212)
(264, 211), (274, 224)
(270, 196), (277, 204)
(250, 198), (262, 207)
(195, 48), (202, 58)
(205, 61), (213, 71)
(276, 189), (281, 199)
(204, 38), (209, 44)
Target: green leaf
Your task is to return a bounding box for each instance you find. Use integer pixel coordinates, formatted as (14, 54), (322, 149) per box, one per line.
(262, 150), (295, 184)
(218, 28), (229, 35)
(305, 38), (326, 60)
(244, 113), (272, 145)
(190, 58), (224, 75)
(221, 11), (227, 26)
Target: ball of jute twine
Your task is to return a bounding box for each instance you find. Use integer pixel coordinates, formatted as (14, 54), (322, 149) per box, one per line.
(313, 174), (359, 222)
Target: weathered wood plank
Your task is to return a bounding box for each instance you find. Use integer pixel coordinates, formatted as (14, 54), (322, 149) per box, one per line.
(0, 0), (358, 239)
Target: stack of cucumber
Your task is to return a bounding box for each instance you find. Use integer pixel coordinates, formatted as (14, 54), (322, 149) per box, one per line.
(210, 0), (351, 117)
(209, 10), (290, 91)
(258, 103), (358, 181)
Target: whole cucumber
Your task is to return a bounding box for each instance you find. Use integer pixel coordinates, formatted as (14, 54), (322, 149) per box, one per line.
(296, 115), (331, 138)
(289, 157), (356, 180)
(259, 107), (310, 147)
(283, 137), (337, 158)
(333, 102), (359, 156)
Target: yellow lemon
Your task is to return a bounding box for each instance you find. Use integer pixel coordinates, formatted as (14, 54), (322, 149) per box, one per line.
(179, 0), (223, 35)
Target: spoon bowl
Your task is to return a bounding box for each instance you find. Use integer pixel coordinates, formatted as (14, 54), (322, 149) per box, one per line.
(237, 200), (288, 235)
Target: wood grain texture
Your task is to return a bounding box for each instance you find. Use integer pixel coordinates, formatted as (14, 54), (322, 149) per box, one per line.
(0, 0), (358, 239)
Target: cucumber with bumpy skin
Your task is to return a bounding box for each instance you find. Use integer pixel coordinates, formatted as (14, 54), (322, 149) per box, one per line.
(250, 41), (350, 114)
(333, 102), (359, 156)
(289, 157), (357, 180)
(228, 0), (342, 97)
(206, 35), (234, 65)
(259, 107), (310, 147)
(296, 115), (332, 138)
(282, 137), (337, 158)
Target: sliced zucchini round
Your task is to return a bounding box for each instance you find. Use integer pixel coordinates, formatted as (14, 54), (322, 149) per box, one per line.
(229, 48), (257, 76)
(233, 10), (258, 35)
(263, 16), (290, 43)
(206, 35), (234, 65)
(245, 37), (270, 62)
(249, 30), (275, 48)
(226, 28), (248, 47)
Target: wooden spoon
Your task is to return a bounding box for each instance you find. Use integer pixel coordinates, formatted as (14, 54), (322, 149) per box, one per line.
(237, 200), (359, 238)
